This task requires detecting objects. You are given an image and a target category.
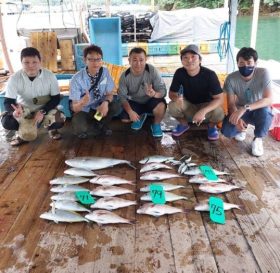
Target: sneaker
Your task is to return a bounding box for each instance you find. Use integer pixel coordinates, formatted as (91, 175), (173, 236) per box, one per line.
(207, 125), (219, 141)
(131, 113), (147, 130)
(151, 124), (163, 138)
(252, 138), (263, 157)
(172, 124), (190, 137)
(235, 131), (246, 141)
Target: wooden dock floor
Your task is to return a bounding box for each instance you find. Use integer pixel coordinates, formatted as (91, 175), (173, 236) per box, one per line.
(0, 120), (280, 273)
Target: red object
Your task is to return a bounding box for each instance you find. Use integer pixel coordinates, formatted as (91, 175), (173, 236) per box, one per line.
(270, 104), (280, 141)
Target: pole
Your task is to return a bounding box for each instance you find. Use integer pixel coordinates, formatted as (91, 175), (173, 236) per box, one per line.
(226, 0), (238, 73)
(105, 0), (111, 17)
(0, 5), (14, 73)
(151, 0), (155, 11)
(250, 0), (260, 49)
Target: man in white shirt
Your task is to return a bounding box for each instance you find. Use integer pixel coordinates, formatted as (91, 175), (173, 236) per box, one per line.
(1, 47), (65, 146)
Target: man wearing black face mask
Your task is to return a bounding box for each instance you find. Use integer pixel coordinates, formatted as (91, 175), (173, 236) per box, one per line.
(221, 47), (273, 157)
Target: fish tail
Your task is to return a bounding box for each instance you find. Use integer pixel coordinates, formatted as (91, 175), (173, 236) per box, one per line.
(127, 162), (136, 169)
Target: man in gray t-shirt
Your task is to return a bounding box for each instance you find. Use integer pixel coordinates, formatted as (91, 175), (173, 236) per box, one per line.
(221, 47), (273, 157)
(118, 47), (167, 138)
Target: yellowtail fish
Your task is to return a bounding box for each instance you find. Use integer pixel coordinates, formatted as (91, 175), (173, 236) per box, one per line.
(189, 174), (226, 184)
(90, 186), (134, 197)
(199, 183), (241, 194)
(65, 156), (136, 170)
(51, 192), (78, 202)
(40, 209), (89, 223)
(140, 182), (185, 192)
(139, 155), (175, 164)
(85, 210), (134, 224)
(140, 171), (182, 181)
(91, 197), (137, 210)
(50, 200), (90, 212)
(50, 184), (90, 193)
(50, 175), (89, 185)
(137, 203), (185, 217)
(140, 162), (173, 173)
(140, 192), (188, 202)
(64, 168), (97, 177)
(90, 175), (135, 186)
(194, 200), (242, 211)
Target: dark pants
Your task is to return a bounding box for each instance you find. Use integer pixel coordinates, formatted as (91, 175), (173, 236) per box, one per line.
(1, 111), (65, 131)
(71, 99), (121, 135)
(119, 97), (167, 120)
(221, 107), (273, 138)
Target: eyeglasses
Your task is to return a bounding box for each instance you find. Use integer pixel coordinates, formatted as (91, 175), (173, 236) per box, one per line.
(86, 57), (102, 63)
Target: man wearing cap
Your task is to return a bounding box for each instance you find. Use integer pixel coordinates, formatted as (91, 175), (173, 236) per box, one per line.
(168, 44), (224, 140)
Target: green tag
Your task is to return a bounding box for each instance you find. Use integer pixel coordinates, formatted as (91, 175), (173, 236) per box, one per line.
(199, 165), (218, 181)
(75, 191), (95, 205)
(209, 197), (225, 224)
(150, 184), (166, 204)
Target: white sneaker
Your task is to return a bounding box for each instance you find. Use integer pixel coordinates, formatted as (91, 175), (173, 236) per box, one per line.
(252, 138), (263, 157)
(234, 131), (246, 141)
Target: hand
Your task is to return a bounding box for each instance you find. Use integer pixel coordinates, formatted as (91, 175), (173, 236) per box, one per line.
(236, 119), (247, 131)
(128, 110), (139, 122)
(229, 108), (246, 125)
(80, 90), (90, 107)
(11, 104), (23, 119)
(192, 109), (206, 126)
(97, 100), (109, 117)
(33, 111), (44, 125)
(145, 84), (156, 97)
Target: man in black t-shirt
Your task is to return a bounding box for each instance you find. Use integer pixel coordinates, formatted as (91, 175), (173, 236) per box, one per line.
(168, 44), (224, 140)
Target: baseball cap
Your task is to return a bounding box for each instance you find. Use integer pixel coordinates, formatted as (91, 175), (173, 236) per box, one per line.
(180, 44), (201, 58)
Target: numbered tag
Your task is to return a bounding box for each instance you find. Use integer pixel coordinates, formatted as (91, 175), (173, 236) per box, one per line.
(199, 165), (218, 181)
(75, 191), (95, 205)
(149, 184), (166, 204)
(94, 111), (102, 121)
(209, 196), (225, 224)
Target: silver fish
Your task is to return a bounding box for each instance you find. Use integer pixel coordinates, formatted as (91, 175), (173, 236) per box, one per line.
(199, 183), (241, 194)
(91, 197), (137, 210)
(139, 155), (174, 164)
(90, 186), (134, 197)
(189, 174), (226, 184)
(194, 200), (242, 211)
(50, 175), (89, 185)
(178, 162), (197, 174)
(50, 200), (90, 212)
(65, 156), (135, 170)
(51, 192), (78, 202)
(85, 210), (133, 224)
(140, 171), (182, 181)
(64, 168), (97, 177)
(184, 167), (230, 176)
(137, 203), (185, 217)
(50, 184), (90, 193)
(140, 182), (185, 192)
(140, 162), (173, 173)
(90, 175), (135, 186)
(40, 209), (89, 223)
(140, 192), (188, 202)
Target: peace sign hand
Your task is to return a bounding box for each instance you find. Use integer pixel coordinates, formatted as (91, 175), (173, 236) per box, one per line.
(11, 104), (23, 119)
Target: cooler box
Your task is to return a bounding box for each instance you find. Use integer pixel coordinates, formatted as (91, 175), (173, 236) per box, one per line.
(270, 104), (280, 141)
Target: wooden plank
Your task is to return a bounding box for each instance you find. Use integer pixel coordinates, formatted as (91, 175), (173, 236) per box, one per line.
(155, 136), (219, 273)
(59, 39), (75, 71)
(134, 130), (177, 273)
(47, 32), (58, 72)
(216, 132), (280, 272)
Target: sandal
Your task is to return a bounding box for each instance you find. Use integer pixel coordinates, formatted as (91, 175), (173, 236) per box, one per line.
(48, 130), (61, 140)
(10, 136), (28, 147)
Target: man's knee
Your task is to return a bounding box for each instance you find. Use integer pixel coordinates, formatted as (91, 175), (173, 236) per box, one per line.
(208, 107), (225, 123)
(168, 101), (183, 118)
(1, 113), (19, 130)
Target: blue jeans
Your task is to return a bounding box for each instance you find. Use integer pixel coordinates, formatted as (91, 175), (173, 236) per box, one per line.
(221, 107), (273, 138)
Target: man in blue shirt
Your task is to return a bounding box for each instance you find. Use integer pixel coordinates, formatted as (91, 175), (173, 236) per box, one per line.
(69, 44), (121, 138)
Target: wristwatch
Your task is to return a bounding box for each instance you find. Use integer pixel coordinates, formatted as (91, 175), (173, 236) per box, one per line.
(244, 104), (251, 112)
(40, 109), (47, 115)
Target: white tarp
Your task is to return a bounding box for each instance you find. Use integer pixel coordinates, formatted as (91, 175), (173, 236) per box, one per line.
(149, 7), (228, 42)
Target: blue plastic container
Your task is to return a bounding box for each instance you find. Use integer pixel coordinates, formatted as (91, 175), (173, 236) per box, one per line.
(89, 17), (122, 65)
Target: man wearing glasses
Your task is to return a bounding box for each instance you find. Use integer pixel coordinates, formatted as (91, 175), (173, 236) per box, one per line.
(69, 44), (121, 138)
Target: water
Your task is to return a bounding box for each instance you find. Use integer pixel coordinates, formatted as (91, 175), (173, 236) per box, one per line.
(236, 16), (280, 62)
